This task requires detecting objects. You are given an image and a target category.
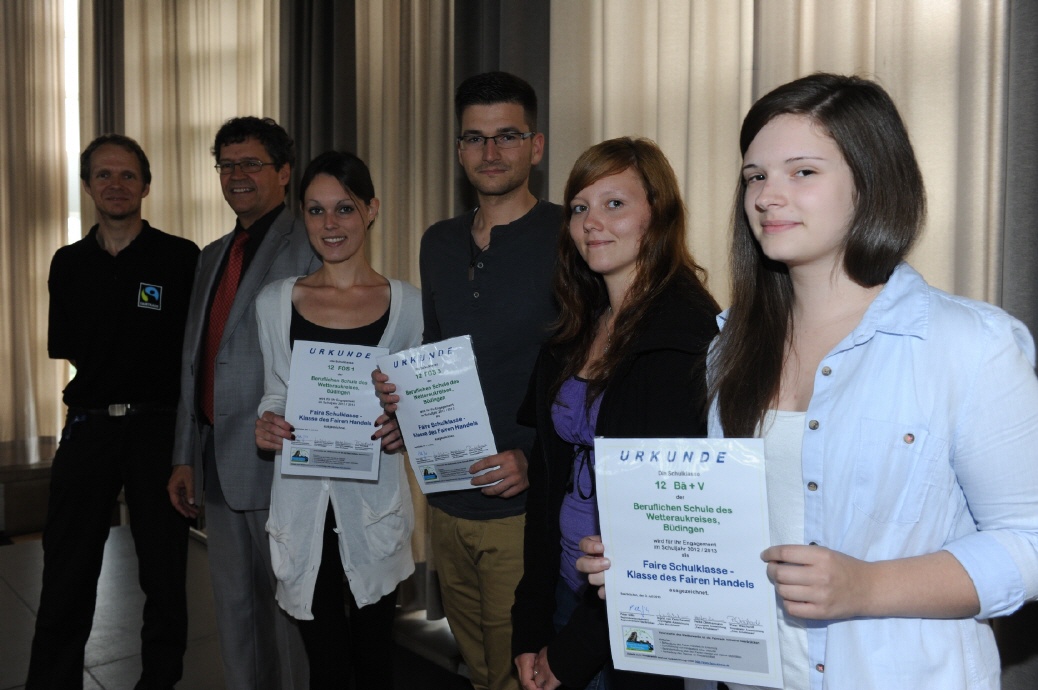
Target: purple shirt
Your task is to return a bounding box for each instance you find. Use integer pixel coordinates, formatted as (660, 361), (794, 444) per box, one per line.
(552, 377), (602, 593)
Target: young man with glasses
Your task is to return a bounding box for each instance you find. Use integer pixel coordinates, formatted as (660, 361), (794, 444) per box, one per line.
(376, 71), (561, 690)
(168, 116), (315, 690)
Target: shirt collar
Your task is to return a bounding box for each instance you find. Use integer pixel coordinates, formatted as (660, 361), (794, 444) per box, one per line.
(234, 203), (285, 241)
(716, 262), (931, 342)
(852, 262), (929, 343)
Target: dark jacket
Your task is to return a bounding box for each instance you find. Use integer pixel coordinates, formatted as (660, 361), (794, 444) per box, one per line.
(511, 275), (719, 688)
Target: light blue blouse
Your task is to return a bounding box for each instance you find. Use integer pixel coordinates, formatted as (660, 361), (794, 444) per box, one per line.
(707, 263), (1038, 690)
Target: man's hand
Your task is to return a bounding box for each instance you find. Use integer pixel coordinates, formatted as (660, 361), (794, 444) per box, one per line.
(532, 646), (562, 690)
(515, 652), (538, 690)
(255, 411), (293, 451)
(371, 368), (405, 452)
(469, 449), (529, 498)
(372, 414), (405, 453)
(167, 465), (199, 519)
(371, 368), (399, 414)
(575, 535), (609, 599)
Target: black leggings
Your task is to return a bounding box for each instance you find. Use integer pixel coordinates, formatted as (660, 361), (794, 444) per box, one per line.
(298, 506), (398, 690)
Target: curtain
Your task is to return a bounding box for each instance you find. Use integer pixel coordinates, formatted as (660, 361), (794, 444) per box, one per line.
(0, 0), (67, 448)
(354, 0), (453, 614)
(279, 0), (357, 209)
(549, 0), (750, 306)
(548, 0), (1011, 310)
(1001, 0), (1038, 336)
(120, 0), (281, 251)
(453, 0), (553, 209)
(753, 0), (1007, 302)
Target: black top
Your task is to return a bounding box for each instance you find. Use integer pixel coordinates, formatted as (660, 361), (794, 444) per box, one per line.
(289, 303), (389, 349)
(419, 200), (562, 520)
(511, 274), (719, 688)
(48, 222), (200, 408)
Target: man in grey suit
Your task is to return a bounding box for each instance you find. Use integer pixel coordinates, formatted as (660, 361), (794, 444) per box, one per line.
(167, 117), (315, 690)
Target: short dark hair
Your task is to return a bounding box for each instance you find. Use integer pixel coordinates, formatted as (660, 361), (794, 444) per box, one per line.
(211, 116), (295, 171)
(299, 150), (376, 213)
(80, 134), (152, 185)
(454, 71), (538, 131)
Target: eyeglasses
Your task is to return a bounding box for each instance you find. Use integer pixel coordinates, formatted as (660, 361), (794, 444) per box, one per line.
(456, 131), (536, 150)
(214, 159), (276, 175)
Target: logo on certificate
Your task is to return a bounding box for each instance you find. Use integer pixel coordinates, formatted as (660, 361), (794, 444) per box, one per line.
(623, 627), (656, 654)
(290, 449), (310, 464)
(422, 467), (438, 481)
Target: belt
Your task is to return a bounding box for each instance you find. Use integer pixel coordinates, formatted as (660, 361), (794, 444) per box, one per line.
(69, 403), (175, 417)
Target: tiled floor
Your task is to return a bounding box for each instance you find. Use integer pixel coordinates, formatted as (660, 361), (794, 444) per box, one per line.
(0, 527), (472, 690)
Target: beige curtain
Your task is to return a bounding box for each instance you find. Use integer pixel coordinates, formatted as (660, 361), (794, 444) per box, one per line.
(752, 0), (1006, 302)
(120, 0), (281, 249)
(354, 0), (454, 610)
(0, 0), (68, 446)
(356, 0), (454, 288)
(549, 0), (752, 307)
(549, 0), (1008, 307)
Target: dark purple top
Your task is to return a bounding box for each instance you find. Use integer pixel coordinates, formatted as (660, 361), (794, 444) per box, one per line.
(552, 377), (602, 593)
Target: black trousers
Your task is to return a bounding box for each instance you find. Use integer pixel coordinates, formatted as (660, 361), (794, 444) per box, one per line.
(26, 411), (189, 690)
(298, 506), (398, 690)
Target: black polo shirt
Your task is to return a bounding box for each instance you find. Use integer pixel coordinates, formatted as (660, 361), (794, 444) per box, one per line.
(48, 222), (200, 408)
(419, 199), (561, 519)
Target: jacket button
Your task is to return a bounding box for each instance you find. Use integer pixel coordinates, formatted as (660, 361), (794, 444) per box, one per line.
(903, 433), (915, 444)
(816, 663), (825, 672)
(808, 420), (819, 430)
(807, 482), (818, 491)
(821, 366), (831, 376)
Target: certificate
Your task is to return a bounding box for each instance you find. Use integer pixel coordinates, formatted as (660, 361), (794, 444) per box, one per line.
(376, 335), (497, 494)
(595, 438), (782, 688)
(280, 341), (388, 480)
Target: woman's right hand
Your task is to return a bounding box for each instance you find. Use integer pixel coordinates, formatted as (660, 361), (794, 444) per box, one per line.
(255, 411), (294, 451)
(575, 535), (611, 599)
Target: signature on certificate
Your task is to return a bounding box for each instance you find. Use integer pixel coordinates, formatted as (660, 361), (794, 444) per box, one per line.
(728, 616), (763, 628)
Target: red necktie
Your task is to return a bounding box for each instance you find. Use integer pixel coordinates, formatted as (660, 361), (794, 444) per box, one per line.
(201, 232), (248, 425)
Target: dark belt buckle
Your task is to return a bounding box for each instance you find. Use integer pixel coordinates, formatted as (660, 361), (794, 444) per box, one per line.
(108, 403), (129, 417)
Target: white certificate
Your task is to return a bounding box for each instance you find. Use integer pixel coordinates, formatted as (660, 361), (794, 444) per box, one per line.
(376, 335), (497, 494)
(595, 438), (782, 688)
(280, 341), (388, 480)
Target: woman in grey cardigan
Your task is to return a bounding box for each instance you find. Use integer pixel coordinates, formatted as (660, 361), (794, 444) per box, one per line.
(253, 151), (421, 689)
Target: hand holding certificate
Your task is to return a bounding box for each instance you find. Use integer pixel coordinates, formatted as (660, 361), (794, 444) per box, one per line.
(281, 341), (388, 480)
(595, 438), (782, 688)
(376, 335), (498, 493)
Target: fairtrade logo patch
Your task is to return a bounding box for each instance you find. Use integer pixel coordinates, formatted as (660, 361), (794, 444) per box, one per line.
(138, 283), (162, 310)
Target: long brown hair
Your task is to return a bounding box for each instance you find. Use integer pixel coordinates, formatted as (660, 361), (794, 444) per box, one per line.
(711, 73), (927, 436)
(551, 137), (719, 405)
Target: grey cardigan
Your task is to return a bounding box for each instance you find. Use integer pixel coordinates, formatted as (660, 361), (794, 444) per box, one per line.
(255, 275), (422, 619)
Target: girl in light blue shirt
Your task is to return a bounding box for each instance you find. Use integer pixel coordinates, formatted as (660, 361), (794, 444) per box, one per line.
(581, 73), (1038, 689)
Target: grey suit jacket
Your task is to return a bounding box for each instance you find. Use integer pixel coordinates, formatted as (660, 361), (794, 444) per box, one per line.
(172, 207), (317, 511)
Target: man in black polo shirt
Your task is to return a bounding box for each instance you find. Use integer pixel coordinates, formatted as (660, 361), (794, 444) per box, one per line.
(27, 134), (199, 690)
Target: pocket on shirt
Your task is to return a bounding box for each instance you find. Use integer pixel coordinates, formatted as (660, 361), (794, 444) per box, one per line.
(852, 418), (944, 524)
